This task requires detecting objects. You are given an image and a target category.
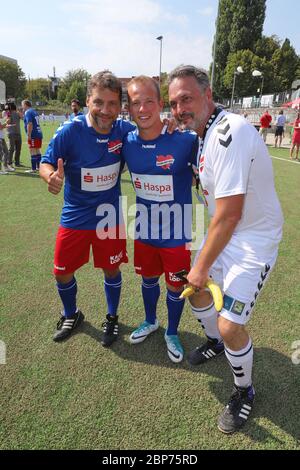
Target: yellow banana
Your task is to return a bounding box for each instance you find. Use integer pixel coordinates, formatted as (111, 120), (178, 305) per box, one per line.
(179, 286), (195, 299)
(205, 279), (223, 312)
(180, 279), (223, 312)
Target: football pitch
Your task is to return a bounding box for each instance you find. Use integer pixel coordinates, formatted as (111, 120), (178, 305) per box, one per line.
(0, 122), (299, 450)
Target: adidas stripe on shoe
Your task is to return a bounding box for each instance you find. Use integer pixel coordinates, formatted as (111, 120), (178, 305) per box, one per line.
(101, 314), (119, 347)
(218, 384), (255, 434)
(188, 338), (224, 365)
(53, 310), (84, 342)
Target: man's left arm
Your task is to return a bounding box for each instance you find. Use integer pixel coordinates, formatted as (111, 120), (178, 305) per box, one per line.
(187, 194), (244, 289)
(27, 122), (33, 140)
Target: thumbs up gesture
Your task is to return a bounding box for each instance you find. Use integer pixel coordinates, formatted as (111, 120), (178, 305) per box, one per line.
(48, 158), (65, 194)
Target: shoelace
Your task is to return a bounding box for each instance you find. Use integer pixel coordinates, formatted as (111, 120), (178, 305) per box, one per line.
(56, 316), (66, 329)
(227, 388), (247, 411)
(137, 322), (151, 332)
(102, 319), (117, 332)
(167, 336), (182, 350)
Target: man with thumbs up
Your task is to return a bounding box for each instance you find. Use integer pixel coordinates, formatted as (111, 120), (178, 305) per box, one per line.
(40, 71), (135, 346)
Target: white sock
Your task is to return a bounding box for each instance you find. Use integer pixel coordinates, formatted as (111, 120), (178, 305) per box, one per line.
(225, 338), (253, 388)
(191, 302), (222, 342)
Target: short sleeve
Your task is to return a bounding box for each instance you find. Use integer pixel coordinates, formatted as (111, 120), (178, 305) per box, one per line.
(211, 123), (253, 199)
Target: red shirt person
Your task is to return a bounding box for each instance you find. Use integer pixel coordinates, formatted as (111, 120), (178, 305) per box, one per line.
(259, 110), (272, 143)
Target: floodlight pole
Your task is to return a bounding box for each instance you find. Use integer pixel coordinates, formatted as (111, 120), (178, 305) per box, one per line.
(260, 75), (264, 106)
(230, 66), (244, 110)
(230, 71), (237, 110)
(156, 36), (163, 89)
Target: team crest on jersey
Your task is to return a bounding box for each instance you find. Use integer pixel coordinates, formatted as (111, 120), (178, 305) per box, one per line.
(108, 140), (122, 154)
(199, 155), (205, 173)
(156, 154), (174, 170)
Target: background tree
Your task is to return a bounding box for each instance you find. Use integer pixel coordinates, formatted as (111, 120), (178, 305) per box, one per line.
(212, 0), (233, 99)
(271, 39), (300, 91)
(254, 35), (281, 61)
(160, 72), (169, 108)
(0, 59), (26, 100)
(25, 78), (50, 104)
(212, 0), (300, 99)
(228, 0), (266, 52)
(57, 68), (90, 105)
(64, 81), (87, 107)
(212, 0), (266, 99)
(224, 49), (273, 98)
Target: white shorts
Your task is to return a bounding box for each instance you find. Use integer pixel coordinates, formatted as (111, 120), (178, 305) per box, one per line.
(194, 242), (279, 325)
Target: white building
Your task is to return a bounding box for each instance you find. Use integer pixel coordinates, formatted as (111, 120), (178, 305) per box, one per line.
(0, 54), (17, 65)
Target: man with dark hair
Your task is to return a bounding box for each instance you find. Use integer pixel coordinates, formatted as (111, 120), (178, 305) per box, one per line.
(6, 103), (22, 167)
(69, 99), (83, 120)
(168, 65), (283, 433)
(21, 100), (43, 173)
(40, 70), (135, 346)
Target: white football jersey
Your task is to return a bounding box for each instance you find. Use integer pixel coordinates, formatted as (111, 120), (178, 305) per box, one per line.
(199, 110), (283, 255)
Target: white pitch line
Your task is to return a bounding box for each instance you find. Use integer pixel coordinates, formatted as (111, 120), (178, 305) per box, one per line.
(270, 155), (300, 164)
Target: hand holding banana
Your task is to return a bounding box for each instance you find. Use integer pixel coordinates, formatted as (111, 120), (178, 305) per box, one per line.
(179, 279), (223, 312)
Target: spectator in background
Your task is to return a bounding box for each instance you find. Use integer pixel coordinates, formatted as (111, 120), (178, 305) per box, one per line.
(0, 115), (10, 174)
(290, 111), (300, 161)
(6, 103), (23, 167)
(274, 110), (286, 148)
(21, 100), (43, 173)
(259, 110), (272, 143)
(69, 99), (83, 120)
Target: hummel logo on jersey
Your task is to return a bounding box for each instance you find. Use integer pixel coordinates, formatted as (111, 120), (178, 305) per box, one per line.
(219, 135), (232, 148)
(110, 251), (123, 265)
(156, 155), (175, 170)
(142, 144), (156, 149)
(217, 118), (232, 148)
(217, 122), (230, 135)
(97, 138), (109, 143)
(54, 265), (66, 271)
(108, 140), (122, 154)
(134, 178), (142, 189)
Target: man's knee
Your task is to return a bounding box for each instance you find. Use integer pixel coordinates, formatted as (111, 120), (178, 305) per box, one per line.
(103, 268), (120, 279)
(189, 290), (212, 308)
(218, 316), (244, 343)
(55, 272), (74, 284)
(166, 282), (183, 293)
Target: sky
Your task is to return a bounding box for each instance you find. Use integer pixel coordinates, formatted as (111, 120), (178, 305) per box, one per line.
(1, 0), (299, 80)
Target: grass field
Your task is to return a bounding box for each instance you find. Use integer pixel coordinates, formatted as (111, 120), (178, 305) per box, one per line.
(0, 121), (299, 450)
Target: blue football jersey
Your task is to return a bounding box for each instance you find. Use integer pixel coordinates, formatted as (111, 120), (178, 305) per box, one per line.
(69, 112), (84, 121)
(24, 108), (43, 139)
(122, 128), (199, 247)
(41, 115), (135, 230)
